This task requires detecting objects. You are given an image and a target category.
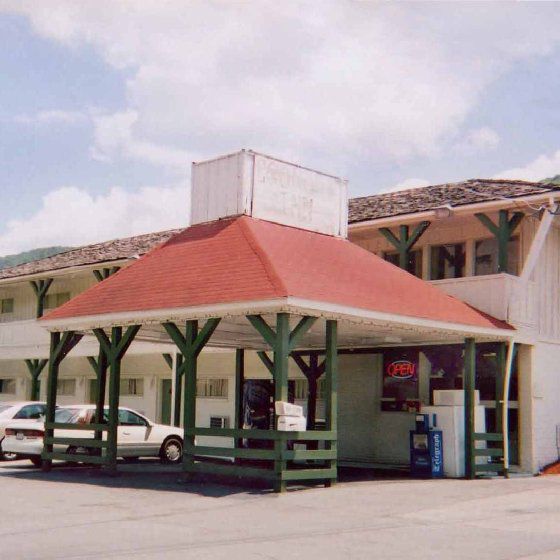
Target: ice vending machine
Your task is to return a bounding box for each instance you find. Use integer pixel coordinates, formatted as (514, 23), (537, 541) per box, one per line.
(410, 414), (443, 478)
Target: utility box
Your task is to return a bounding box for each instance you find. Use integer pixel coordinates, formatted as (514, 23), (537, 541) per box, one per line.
(190, 150), (348, 237)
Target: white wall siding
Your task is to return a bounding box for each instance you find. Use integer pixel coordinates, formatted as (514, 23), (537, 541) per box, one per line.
(529, 342), (560, 471)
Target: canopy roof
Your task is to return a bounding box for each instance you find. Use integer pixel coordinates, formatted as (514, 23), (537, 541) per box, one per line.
(40, 216), (513, 345)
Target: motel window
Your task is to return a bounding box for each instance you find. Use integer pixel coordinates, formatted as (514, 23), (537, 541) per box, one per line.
(120, 378), (144, 397)
(0, 378), (16, 394)
(384, 250), (423, 278)
(56, 379), (76, 396)
(474, 237), (520, 276)
(430, 243), (466, 280)
(44, 292), (71, 310)
(0, 298), (14, 314)
(210, 416), (230, 429)
(293, 379), (326, 400)
(197, 378), (228, 398)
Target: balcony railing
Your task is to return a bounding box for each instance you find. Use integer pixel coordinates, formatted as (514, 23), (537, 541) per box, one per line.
(430, 273), (537, 329)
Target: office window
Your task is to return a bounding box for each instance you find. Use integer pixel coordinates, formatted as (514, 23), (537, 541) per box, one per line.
(120, 378), (144, 397)
(430, 243), (466, 280)
(384, 250), (423, 278)
(44, 292), (71, 310)
(57, 379), (76, 396)
(474, 237), (519, 276)
(0, 378), (16, 394)
(197, 378), (228, 398)
(0, 298), (14, 314)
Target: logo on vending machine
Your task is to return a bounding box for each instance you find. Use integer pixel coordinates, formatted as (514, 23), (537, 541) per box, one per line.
(432, 432), (443, 475)
(386, 360), (416, 380)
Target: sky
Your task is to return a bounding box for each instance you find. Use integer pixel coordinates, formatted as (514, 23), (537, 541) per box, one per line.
(1, 1), (560, 256)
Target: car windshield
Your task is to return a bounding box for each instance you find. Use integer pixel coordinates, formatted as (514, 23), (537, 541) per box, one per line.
(54, 408), (83, 423)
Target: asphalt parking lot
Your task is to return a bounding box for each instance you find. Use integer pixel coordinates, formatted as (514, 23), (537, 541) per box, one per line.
(1, 459), (560, 560)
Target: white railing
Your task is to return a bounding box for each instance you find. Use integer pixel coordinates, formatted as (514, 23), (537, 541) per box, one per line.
(0, 319), (49, 353)
(430, 273), (537, 329)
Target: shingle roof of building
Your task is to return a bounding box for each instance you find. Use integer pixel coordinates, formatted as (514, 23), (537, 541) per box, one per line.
(0, 229), (182, 280)
(348, 179), (559, 224)
(3, 179), (557, 280)
(42, 215), (512, 332)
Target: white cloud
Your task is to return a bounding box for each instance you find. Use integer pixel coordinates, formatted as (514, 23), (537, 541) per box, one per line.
(90, 110), (193, 170)
(3, 1), (560, 172)
(14, 109), (88, 125)
(0, 185), (188, 256)
(382, 178), (431, 193)
(455, 127), (500, 154)
(494, 149), (560, 181)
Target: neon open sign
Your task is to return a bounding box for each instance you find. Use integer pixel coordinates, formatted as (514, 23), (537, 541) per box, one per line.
(387, 360), (417, 380)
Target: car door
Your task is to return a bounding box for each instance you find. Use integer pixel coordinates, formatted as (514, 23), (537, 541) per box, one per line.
(117, 409), (151, 457)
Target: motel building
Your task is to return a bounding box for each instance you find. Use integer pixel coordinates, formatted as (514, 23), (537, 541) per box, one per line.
(1, 150), (559, 490)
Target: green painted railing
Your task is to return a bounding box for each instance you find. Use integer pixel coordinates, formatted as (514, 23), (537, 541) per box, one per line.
(42, 423), (110, 466)
(184, 427), (337, 486)
(473, 432), (505, 475)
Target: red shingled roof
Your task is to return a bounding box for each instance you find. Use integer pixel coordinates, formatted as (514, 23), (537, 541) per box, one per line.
(42, 216), (511, 331)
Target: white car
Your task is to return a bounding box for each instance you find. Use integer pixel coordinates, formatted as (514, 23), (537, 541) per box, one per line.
(0, 401), (48, 460)
(3, 405), (184, 467)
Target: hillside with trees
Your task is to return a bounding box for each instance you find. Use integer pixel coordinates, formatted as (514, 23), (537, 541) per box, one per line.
(0, 246), (72, 270)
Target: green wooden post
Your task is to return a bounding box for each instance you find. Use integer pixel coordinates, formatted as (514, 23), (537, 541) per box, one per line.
(93, 267), (120, 283)
(93, 325), (140, 472)
(234, 349), (245, 450)
(173, 354), (183, 427)
(290, 352), (326, 431)
(379, 221), (430, 271)
(247, 314), (318, 492)
(475, 210), (524, 273)
(162, 318), (221, 475)
(30, 278), (53, 318)
(324, 320), (338, 486)
(107, 327), (122, 472)
(273, 313), (290, 493)
(41, 330), (83, 471)
(90, 350), (108, 446)
(24, 358), (48, 400)
(464, 337), (476, 479)
(183, 321), (198, 473)
(42, 333), (60, 472)
(495, 342), (506, 435)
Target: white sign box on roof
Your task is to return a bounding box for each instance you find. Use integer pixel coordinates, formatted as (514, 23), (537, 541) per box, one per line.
(190, 150), (348, 237)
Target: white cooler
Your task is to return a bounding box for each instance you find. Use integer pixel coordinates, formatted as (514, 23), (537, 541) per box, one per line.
(423, 390), (487, 478)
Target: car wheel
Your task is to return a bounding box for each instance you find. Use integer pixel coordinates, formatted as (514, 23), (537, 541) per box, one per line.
(29, 456), (42, 468)
(160, 437), (183, 464)
(2, 452), (18, 461)
(66, 446), (90, 462)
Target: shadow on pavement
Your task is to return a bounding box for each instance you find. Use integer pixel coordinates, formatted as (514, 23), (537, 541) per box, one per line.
(0, 459), (274, 497)
(0, 460), (412, 496)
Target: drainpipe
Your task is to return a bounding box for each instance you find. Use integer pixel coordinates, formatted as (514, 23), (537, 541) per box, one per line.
(502, 338), (516, 477)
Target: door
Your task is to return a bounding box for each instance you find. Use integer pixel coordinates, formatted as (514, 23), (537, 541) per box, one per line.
(117, 409), (152, 457)
(160, 379), (172, 425)
(88, 379), (98, 404)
